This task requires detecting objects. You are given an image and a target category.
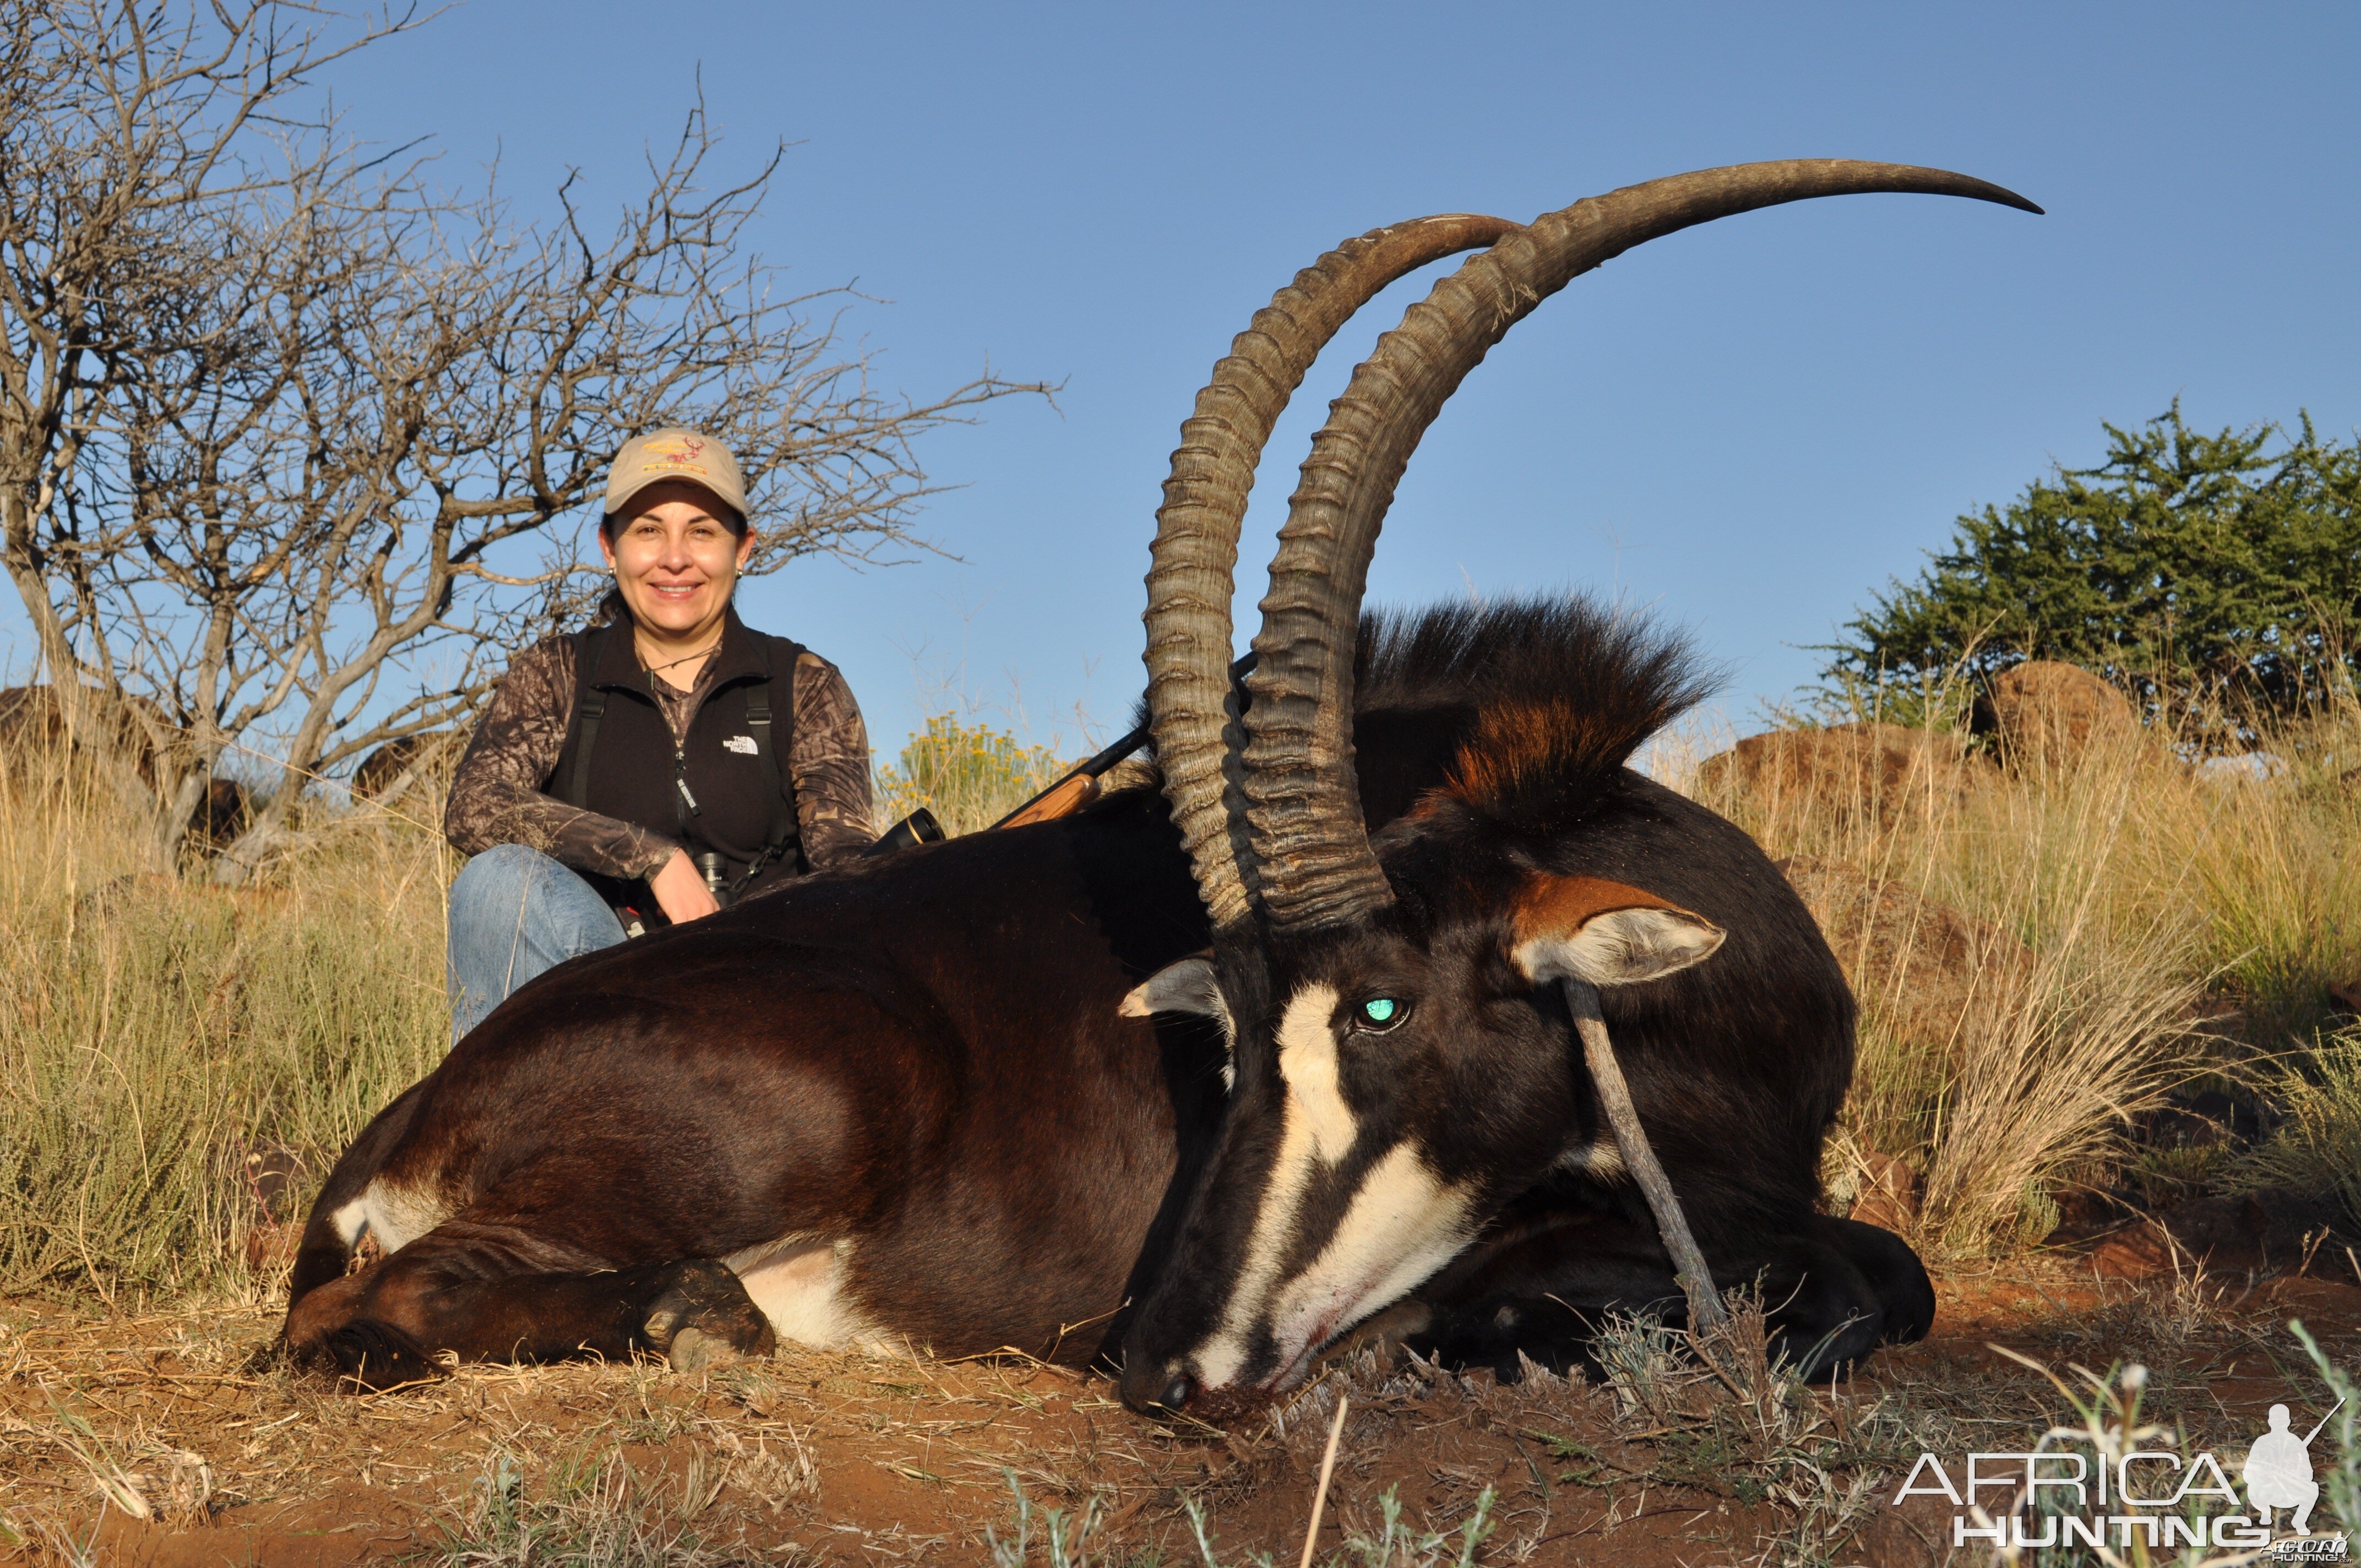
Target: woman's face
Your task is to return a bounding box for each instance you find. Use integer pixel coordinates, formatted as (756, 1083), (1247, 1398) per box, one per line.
(598, 481), (755, 640)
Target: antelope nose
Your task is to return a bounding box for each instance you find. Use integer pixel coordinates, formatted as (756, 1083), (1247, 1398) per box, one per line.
(1119, 1355), (1195, 1416)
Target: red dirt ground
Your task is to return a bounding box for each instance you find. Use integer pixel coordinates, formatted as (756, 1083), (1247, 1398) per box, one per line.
(7, 1261), (2360, 1565)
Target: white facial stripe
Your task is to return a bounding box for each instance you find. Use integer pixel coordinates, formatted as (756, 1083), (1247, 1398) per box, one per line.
(1262, 1142), (1474, 1387)
(1192, 1107), (1315, 1389)
(1192, 983), (1342, 1389)
(1276, 983), (1355, 1163)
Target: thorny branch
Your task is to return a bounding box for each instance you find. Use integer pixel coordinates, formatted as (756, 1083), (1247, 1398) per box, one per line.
(0, 3), (1049, 875)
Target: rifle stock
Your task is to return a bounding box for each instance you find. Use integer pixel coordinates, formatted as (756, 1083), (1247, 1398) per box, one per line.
(987, 651), (1258, 832)
(997, 772), (1100, 829)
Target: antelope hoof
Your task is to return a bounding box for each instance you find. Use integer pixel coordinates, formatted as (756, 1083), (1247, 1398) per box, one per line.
(321, 1319), (442, 1392)
(641, 1258), (775, 1364)
(666, 1326), (748, 1375)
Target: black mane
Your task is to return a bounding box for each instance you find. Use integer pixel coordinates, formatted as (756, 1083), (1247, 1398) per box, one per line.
(1352, 595), (1717, 836)
(1121, 594), (1716, 837)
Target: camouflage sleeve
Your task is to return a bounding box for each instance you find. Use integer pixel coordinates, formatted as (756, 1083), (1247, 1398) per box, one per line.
(443, 635), (683, 880)
(791, 651), (877, 869)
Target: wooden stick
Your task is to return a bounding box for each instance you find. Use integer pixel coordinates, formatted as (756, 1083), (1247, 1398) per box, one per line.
(1563, 979), (1727, 1332)
(1298, 1393), (1350, 1568)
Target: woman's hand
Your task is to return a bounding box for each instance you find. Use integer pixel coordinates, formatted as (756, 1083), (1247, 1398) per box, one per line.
(650, 849), (722, 925)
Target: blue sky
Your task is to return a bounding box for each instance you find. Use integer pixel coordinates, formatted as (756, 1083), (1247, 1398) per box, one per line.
(25, 3), (2361, 762)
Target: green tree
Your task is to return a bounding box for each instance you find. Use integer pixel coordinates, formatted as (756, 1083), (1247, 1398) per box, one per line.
(1828, 406), (2361, 722)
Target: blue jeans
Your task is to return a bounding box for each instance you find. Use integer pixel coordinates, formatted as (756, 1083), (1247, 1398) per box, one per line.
(447, 843), (629, 1045)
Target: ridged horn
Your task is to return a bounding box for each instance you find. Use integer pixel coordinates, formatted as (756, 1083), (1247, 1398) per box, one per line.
(1239, 160), (2041, 930)
(1144, 214), (1522, 939)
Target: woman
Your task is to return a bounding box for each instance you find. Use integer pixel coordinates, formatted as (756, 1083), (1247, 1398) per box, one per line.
(442, 427), (875, 1042)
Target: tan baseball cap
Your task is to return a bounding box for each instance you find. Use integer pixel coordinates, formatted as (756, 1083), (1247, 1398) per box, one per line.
(603, 427), (749, 522)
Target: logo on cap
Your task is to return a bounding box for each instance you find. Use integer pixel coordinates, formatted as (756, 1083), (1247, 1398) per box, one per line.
(640, 436), (709, 473)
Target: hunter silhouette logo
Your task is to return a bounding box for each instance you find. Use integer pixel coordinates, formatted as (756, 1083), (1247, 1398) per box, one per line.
(2247, 1401), (2334, 1538)
(1892, 1393), (2349, 1553)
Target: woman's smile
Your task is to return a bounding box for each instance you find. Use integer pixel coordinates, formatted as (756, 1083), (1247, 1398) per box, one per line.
(598, 477), (758, 663)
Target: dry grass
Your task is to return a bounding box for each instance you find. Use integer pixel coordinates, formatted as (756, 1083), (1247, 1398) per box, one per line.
(1660, 682), (2361, 1257)
(8, 677), (2361, 1560)
(0, 1293), (1535, 1565)
(0, 743), (450, 1302)
(0, 705), (1070, 1303)
(2234, 1022), (2361, 1218)
(7, 1257), (2361, 1562)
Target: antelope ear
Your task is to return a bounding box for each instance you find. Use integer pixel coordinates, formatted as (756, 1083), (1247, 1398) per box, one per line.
(1510, 874), (1725, 988)
(1119, 956), (1232, 1033)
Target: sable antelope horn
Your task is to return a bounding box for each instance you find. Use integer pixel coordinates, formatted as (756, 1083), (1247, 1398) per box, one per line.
(1144, 214), (1523, 939)
(1237, 160), (2041, 930)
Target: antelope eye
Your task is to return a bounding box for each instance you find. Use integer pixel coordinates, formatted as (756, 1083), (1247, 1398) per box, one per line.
(1353, 997), (1408, 1032)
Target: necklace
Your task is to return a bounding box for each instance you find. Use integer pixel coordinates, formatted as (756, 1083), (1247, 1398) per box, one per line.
(637, 638), (721, 678)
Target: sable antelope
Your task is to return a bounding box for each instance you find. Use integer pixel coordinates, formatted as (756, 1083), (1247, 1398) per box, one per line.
(279, 161), (2037, 1401)
(1107, 159), (2048, 1411)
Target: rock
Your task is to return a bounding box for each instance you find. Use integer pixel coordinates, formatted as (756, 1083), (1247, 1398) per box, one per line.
(1, 686), (250, 847)
(237, 1142), (308, 1276)
(194, 778), (248, 847)
(2195, 751), (2291, 786)
(1776, 855), (2036, 1052)
(242, 1143), (309, 1223)
(352, 729), (468, 801)
(1695, 722), (1989, 827)
(2085, 1188), (2344, 1282)
(2130, 1104), (2229, 1152)
(112, 1448), (213, 1526)
(2047, 1189), (2136, 1246)
(0, 684), (184, 782)
(1848, 1152), (1923, 1234)
(1979, 660), (2135, 771)
(243, 1221), (300, 1274)
(75, 870), (290, 925)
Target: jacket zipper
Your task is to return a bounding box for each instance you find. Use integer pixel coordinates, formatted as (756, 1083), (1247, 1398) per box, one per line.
(651, 666), (706, 837)
(674, 741), (699, 831)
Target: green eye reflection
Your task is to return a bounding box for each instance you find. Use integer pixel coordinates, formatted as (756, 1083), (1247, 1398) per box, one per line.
(1356, 997), (1406, 1031)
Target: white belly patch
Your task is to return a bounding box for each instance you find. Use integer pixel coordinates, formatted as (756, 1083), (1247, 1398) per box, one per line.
(723, 1234), (891, 1353)
(329, 1186), (892, 1355)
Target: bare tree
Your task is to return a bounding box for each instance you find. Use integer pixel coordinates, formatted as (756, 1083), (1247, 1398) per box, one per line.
(0, 0), (421, 830)
(2, 3), (1049, 875)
